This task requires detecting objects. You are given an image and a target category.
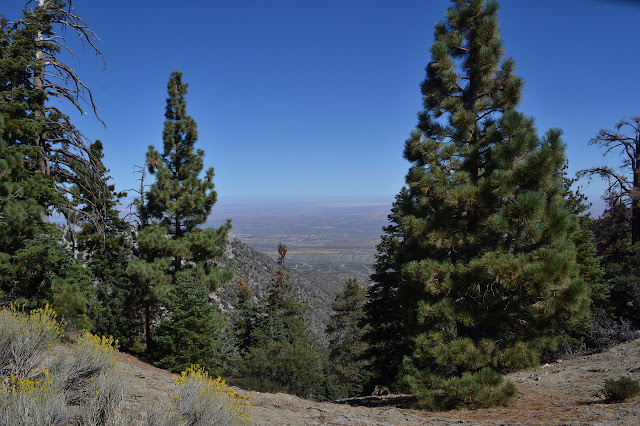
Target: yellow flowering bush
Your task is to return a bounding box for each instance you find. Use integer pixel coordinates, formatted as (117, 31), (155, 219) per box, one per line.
(0, 370), (69, 425)
(73, 331), (119, 370)
(24, 305), (65, 338)
(6, 369), (55, 393)
(63, 330), (123, 406)
(60, 330), (130, 423)
(0, 307), (69, 425)
(0, 307), (131, 424)
(171, 365), (252, 425)
(0, 307), (252, 425)
(0, 305), (64, 378)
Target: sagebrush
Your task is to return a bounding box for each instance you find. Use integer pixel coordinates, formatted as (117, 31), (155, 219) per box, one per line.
(0, 306), (252, 425)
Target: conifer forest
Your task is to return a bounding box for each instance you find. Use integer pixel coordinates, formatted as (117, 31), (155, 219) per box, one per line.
(1, 0), (639, 422)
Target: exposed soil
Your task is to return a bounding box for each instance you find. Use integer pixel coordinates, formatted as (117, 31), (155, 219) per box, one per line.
(120, 338), (640, 425)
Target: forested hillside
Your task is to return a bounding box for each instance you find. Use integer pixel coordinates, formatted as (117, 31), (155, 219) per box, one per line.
(215, 236), (343, 344)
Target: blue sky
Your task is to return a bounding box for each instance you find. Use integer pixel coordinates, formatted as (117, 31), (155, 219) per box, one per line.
(5, 0), (640, 213)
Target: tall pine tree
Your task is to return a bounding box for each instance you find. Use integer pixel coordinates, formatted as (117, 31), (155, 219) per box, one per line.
(70, 141), (140, 347)
(366, 0), (591, 410)
(364, 191), (410, 390)
(127, 71), (232, 351)
(0, 114), (95, 329)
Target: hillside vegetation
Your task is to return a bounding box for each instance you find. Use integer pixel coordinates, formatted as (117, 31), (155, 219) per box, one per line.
(214, 236), (342, 344)
(105, 335), (640, 425)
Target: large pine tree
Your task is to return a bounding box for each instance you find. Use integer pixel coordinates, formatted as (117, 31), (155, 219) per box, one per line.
(127, 71), (232, 350)
(70, 141), (140, 347)
(0, 115), (95, 329)
(364, 191), (409, 390)
(366, 0), (590, 410)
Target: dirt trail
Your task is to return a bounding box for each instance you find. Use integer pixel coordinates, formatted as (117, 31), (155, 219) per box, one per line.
(121, 339), (640, 425)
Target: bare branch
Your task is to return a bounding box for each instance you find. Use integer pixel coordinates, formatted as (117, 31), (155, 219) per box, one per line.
(56, 199), (105, 236)
(616, 116), (640, 134)
(124, 165), (148, 229)
(31, 0), (106, 125)
(477, 107), (499, 122)
(577, 166), (631, 195)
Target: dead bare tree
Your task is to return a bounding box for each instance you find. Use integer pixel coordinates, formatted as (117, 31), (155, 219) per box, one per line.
(274, 242), (288, 293)
(578, 116), (640, 243)
(125, 165), (149, 230)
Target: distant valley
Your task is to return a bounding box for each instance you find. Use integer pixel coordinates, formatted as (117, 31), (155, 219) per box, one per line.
(208, 197), (392, 284)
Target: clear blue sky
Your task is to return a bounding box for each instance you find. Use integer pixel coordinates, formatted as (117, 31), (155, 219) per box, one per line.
(5, 0), (640, 213)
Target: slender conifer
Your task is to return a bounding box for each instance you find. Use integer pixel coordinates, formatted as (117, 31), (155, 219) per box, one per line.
(128, 72), (232, 350)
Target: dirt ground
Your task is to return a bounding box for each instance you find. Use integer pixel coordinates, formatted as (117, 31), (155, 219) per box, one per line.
(120, 338), (640, 425)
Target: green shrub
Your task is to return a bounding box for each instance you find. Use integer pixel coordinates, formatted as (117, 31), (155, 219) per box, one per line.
(604, 376), (640, 402)
(405, 367), (518, 411)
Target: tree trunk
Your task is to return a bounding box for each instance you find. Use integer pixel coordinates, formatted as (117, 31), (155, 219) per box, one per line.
(174, 215), (182, 272)
(144, 303), (153, 349)
(34, 0), (50, 223)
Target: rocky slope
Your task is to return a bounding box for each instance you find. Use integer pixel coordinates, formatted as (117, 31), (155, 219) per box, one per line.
(212, 236), (345, 344)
